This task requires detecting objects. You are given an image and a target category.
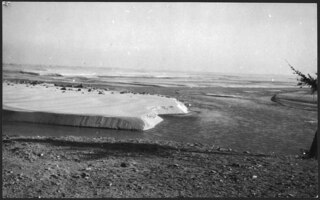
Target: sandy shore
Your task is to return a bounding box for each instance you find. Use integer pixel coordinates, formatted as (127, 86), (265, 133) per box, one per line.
(3, 81), (188, 130)
(2, 79), (318, 198)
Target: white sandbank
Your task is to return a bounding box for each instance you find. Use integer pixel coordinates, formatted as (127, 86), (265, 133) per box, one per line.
(3, 82), (188, 130)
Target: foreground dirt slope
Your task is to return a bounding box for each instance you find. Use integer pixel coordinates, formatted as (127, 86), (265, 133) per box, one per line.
(2, 135), (318, 198)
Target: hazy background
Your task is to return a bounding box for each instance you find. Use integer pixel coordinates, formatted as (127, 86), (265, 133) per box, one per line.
(2, 2), (317, 75)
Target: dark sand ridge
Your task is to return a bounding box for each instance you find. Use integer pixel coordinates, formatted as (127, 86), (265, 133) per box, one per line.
(271, 90), (317, 111)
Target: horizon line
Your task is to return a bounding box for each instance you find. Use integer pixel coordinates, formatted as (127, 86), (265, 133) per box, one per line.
(2, 62), (299, 77)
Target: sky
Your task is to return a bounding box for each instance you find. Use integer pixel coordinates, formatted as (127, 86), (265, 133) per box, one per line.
(2, 2), (317, 75)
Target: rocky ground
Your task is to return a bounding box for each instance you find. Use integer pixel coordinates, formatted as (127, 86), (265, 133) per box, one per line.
(2, 134), (318, 198)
